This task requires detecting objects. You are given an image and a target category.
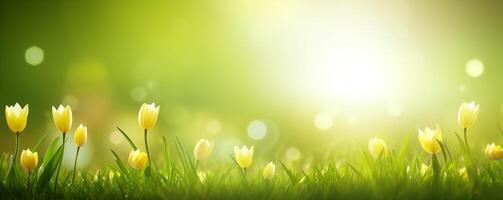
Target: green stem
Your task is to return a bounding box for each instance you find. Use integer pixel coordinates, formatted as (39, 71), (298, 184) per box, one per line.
(27, 170), (31, 194)
(72, 147), (80, 184)
(6, 133), (19, 187)
(464, 128), (472, 157)
(195, 160), (200, 171)
(54, 133), (66, 192)
(13, 133), (19, 167)
(432, 154), (441, 184)
(144, 129), (152, 167)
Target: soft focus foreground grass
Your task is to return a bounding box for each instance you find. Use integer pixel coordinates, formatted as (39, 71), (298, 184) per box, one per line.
(1, 134), (503, 199)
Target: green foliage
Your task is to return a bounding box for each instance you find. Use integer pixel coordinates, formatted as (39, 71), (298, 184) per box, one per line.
(3, 131), (503, 199)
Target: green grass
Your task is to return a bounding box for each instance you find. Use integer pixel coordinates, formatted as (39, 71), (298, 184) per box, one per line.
(2, 129), (503, 199)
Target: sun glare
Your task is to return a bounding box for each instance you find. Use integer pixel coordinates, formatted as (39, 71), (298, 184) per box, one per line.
(307, 46), (392, 101)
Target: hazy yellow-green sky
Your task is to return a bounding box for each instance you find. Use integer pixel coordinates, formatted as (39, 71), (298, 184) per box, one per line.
(1, 0), (503, 168)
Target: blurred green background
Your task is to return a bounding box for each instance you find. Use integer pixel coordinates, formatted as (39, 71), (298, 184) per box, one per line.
(1, 0), (503, 169)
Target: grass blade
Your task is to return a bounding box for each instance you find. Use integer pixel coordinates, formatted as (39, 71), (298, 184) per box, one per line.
(116, 127), (138, 150)
(33, 134), (48, 152)
(110, 149), (128, 175)
(37, 145), (63, 192)
(279, 160), (298, 185)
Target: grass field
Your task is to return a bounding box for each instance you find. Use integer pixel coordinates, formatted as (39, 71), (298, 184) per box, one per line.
(2, 116), (503, 199)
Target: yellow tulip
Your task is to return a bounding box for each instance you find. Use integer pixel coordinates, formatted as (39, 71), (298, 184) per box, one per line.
(368, 137), (388, 159)
(263, 161), (275, 179)
(485, 143), (503, 160)
(74, 124), (87, 147)
(5, 103), (29, 133)
(128, 149), (148, 170)
(418, 125), (443, 154)
(459, 167), (468, 181)
(52, 105), (72, 133)
(458, 101), (479, 129)
(20, 149), (38, 171)
(194, 139), (214, 161)
(234, 145), (254, 169)
(197, 171), (208, 183)
(138, 103), (160, 130)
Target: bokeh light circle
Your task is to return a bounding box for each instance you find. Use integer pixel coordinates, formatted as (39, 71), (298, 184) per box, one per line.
(25, 46), (44, 66)
(314, 112), (334, 131)
(286, 147), (302, 161)
(110, 131), (124, 145)
(206, 119), (222, 134)
(247, 120), (267, 140)
(466, 59), (484, 78)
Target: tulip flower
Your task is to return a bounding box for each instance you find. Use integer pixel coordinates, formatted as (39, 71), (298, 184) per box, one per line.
(485, 143), (503, 160)
(459, 167), (468, 181)
(5, 103), (29, 170)
(52, 105), (73, 133)
(138, 103), (160, 130)
(20, 149), (38, 171)
(458, 101), (479, 156)
(138, 103), (160, 168)
(5, 103), (29, 133)
(128, 149), (148, 170)
(51, 104), (72, 190)
(194, 139), (214, 161)
(368, 137), (388, 159)
(197, 171), (208, 183)
(20, 149), (38, 189)
(73, 124), (87, 183)
(458, 101), (479, 129)
(418, 125), (443, 154)
(74, 124), (87, 147)
(263, 161), (276, 179)
(234, 145), (254, 171)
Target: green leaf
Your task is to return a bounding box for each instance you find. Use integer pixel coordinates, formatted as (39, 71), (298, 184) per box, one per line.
(37, 145), (63, 192)
(346, 161), (364, 179)
(432, 154), (441, 183)
(42, 137), (62, 165)
(437, 139), (449, 164)
(110, 149), (128, 175)
(280, 160), (298, 185)
(174, 137), (190, 172)
(33, 134), (48, 152)
(116, 127), (137, 150)
(163, 136), (171, 169)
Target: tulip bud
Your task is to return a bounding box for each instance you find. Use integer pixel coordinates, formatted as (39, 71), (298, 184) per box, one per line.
(197, 171), (207, 183)
(418, 125), (442, 154)
(138, 103), (160, 130)
(263, 161), (275, 179)
(128, 149), (148, 170)
(74, 124), (88, 147)
(20, 149), (38, 171)
(458, 101), (479, 129)
(485, 143), (503, 160)
(52, 105), (72, 133)
(459, 167), (468, 181)
(194, 139), (214, 161)
(368, 137), (388, 159)
(5, 103), (29, 133)
(234, 145), (254, 169)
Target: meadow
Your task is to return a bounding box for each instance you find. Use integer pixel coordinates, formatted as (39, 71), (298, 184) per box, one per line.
(0, 101), (502, 200)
